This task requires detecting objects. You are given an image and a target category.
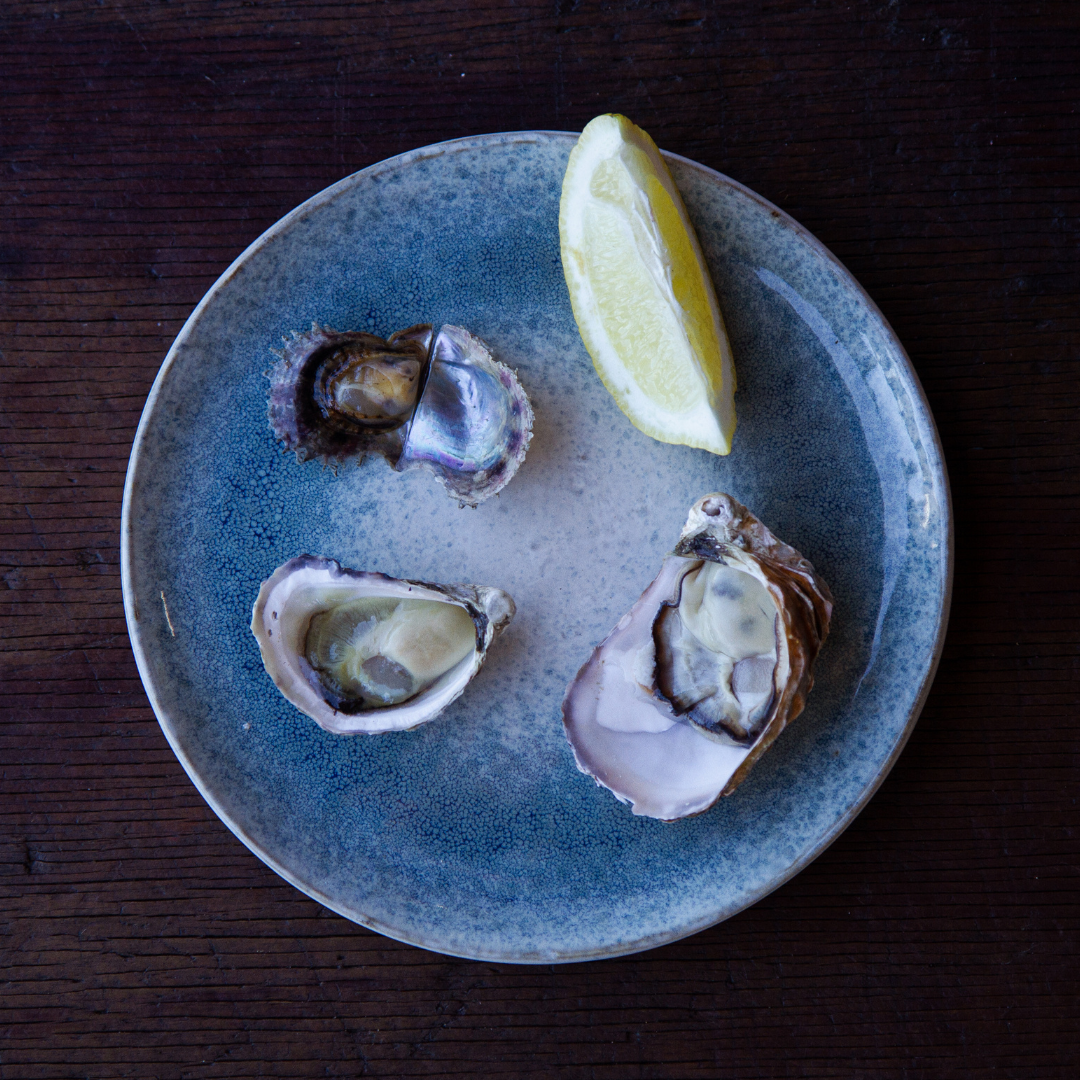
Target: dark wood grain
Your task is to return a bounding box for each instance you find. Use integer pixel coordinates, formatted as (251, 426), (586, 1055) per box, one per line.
(2, 1), (1079, 1077)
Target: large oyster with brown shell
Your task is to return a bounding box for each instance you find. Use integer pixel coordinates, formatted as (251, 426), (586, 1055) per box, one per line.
(562, 493), (833, 821)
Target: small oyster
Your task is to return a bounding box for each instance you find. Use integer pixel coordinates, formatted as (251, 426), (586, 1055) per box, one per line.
(562, 493), (833, 820)
(252, 555), (515, 734)
(268, 323), (533, 505)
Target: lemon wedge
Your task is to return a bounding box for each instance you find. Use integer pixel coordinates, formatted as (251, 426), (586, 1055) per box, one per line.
(559, 114), (736, 455)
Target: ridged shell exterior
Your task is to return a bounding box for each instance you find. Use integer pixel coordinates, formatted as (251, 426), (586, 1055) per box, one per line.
(562, 493), (833, 820)
(251, 555), (515, 734)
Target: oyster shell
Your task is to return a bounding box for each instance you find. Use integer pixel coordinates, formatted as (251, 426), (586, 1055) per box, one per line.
(252, 555), (515, 734)
(268, 323), (533, 506)
(396, 325), (534, 505)
(562, 493), (833, 820)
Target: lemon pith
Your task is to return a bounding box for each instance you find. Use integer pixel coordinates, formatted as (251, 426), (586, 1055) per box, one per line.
(559, 114), (736, 455)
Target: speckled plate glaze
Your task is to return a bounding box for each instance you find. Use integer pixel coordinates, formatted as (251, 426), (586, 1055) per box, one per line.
(122, 132), (951, 962)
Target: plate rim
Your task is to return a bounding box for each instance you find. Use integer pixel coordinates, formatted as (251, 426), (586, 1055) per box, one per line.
(121, 129), (953, 963)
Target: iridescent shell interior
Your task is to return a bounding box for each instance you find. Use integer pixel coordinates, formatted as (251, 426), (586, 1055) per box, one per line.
(267, 323), (532, 505)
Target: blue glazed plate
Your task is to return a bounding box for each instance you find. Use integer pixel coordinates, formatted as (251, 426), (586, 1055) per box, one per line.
(122, 132), (951, 962)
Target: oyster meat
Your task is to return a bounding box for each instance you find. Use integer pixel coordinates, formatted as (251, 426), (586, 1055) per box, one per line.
(562, 493), (833, 820)
(252, 555), (515, 734)
(268, 323), (533, 506)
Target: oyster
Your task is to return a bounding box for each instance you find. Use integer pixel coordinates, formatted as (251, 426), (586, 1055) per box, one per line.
(562, 493), (833, 820)
(252, 555), (515, 734)
(268, 323), (533, 506)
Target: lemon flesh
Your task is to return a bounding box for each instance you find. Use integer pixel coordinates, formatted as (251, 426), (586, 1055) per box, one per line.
(559, 114), (736, 455)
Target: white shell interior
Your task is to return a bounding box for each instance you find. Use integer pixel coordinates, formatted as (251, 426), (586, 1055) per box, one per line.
(251, 559), (493, 735)
(564, 556), (761, 820)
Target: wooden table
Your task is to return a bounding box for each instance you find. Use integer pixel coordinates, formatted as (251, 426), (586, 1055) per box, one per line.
(3, 2), (1077, 1076)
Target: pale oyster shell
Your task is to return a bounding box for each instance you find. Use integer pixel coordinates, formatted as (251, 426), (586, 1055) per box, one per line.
(562, 493), (833, 820)
(252, 555), (515, 734)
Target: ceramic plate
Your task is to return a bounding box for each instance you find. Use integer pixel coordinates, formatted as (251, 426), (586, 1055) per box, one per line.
(122, 132), (951, 962)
